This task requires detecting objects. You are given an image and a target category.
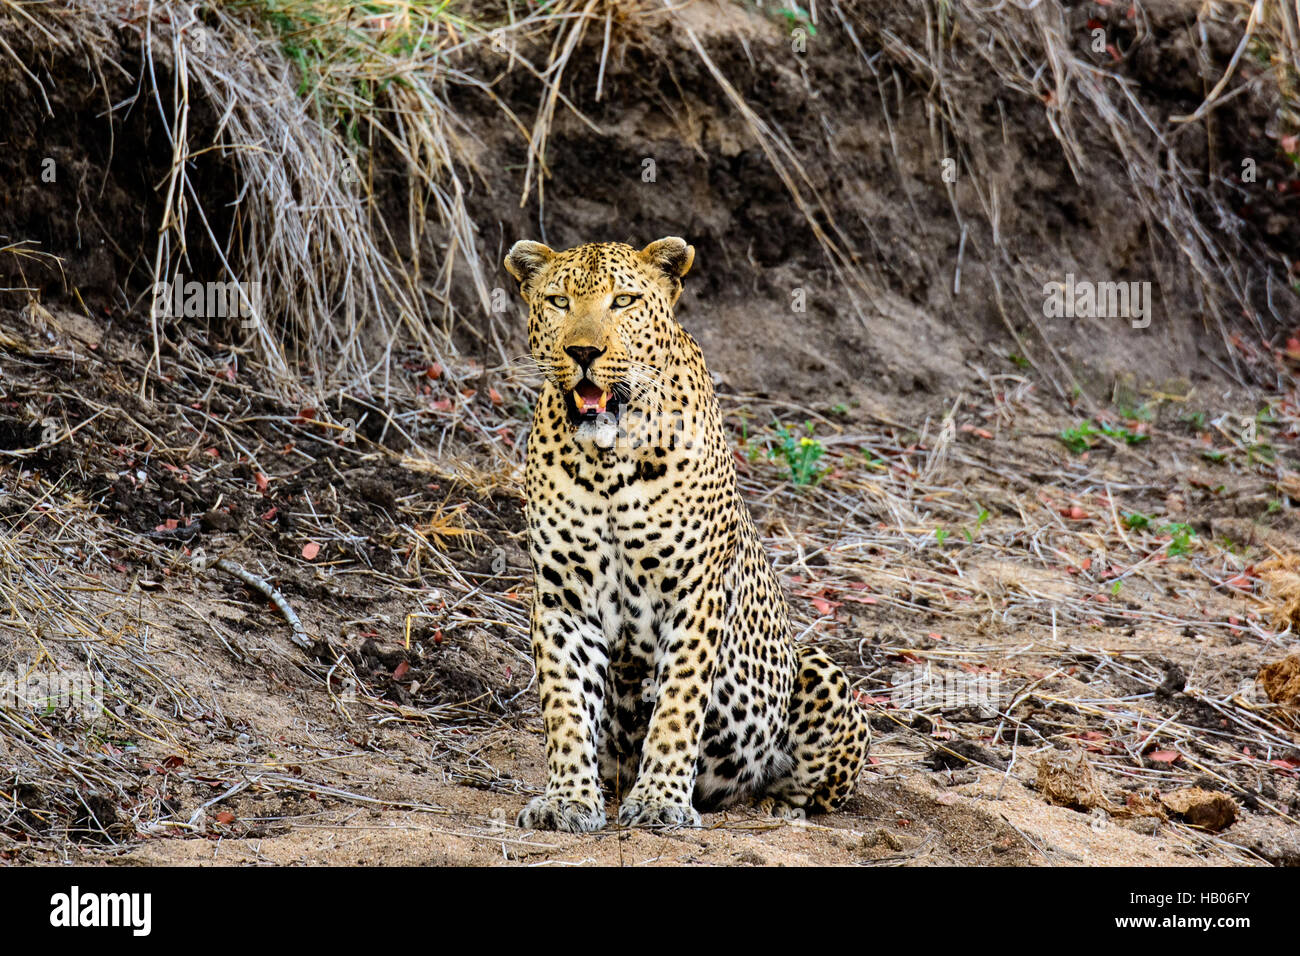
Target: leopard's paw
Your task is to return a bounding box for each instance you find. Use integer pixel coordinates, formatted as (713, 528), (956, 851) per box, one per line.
(516, 793), (606, 833)
(617, 793), (701, 829)
(755, 796), (808, 821)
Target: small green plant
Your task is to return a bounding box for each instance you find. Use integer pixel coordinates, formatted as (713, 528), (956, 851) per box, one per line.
(775, 3), (817, 34)
(1161, 522), (1195, 557)
(1202, 449), (1227, 464)
(1098, 421), (1149, 445)
(1117, 403), (1153, 422)
(1216, 535), (1242, 556)
(934, 528), (950, 547)
(768, 421), (826, 486)
(1008, 352), (1030, 369)
(1058, 421), (1100, 454)
(963, 508), (990, 543)
(1060, 420), (1148, 453)
(1110, 579), (1123, 596)
(1121, 511), (1150, 530)
(1182, 410), (1207, 430)
(1248, 442), (1276, 464)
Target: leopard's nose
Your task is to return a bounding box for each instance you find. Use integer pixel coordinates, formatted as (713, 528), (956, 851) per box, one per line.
(565, 345), (606, 371)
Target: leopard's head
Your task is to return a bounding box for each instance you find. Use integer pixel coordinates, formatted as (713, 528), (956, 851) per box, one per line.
(505, 237), (694, 427)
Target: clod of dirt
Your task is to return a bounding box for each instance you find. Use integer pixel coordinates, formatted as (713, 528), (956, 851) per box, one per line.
(1155, 662), (1187, 699)
(356, 477), (398, 511)
(928, 739), (1007, 771)
(1256, 554), (1300, 632)
(1160, 788), (1238, 832)
(1034, 750), (1107, 810)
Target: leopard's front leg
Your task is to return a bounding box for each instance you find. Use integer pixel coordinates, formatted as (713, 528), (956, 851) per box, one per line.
(617, 578), (723, 828)
(516, 598), (611, 832)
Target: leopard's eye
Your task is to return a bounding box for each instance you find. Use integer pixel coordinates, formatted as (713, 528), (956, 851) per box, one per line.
(613, 294), (638, 308)
(546, 295), (569, 309)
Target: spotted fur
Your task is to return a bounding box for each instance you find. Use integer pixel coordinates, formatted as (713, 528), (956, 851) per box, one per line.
(506, 237), (870, 832)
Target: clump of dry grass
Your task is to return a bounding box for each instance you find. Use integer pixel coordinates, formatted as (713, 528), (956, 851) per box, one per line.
(1257, 553), (1300, 632)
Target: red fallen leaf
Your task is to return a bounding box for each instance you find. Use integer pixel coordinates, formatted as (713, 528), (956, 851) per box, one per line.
(392, 660), (410, 680)
(1223, 575), (1251, 590)
(868, 755), (880, 766)
(1228, 615), (1241, 626)
(431, 399), (453, 412)
(927, 632), (943, 641)
(432, 629), (444, 645)
(1147, 751), (1181, 763)
(155, 518), (179, 532)
(162, 755), (184, 770)
(1269, 758), (1300, 770)
(215, 811), (236, 825)
(460, 389), (477, 400)
(488, 387), (504, 405)
(302, 541), (321, 560)
(425, 363), (443, 380)
(255, 472), (269, 493)
(1060, 506), (1089, 520)
(1080, 557), (1092, 571)
(261, 506), (278, 522)
(810, 596), (841, 616)
(1086, 17), (1104, 28)
(503, 592), (519, 601)
(205, 447), (219, 458)
(293, 407), (318, 424)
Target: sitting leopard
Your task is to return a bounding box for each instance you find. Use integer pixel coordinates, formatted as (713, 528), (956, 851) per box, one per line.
(505, 236), (870, 831)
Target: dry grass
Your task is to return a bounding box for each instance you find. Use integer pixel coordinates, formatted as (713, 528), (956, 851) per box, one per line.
(820, 0), (1300, 394)
(5, 0), (1295, 398)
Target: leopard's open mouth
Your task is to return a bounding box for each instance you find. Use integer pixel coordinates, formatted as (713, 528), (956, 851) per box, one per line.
(566, 378), (622, 426)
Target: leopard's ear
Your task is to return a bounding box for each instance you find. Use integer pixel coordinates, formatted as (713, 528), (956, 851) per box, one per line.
(504, 240), (555, 286)
(640, 237), (694, 280)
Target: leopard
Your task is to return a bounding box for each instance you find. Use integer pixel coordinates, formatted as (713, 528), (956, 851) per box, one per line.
(505, 236), (870, 832)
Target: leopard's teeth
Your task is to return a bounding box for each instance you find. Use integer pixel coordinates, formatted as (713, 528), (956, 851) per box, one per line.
(573, 389), (612, 413)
